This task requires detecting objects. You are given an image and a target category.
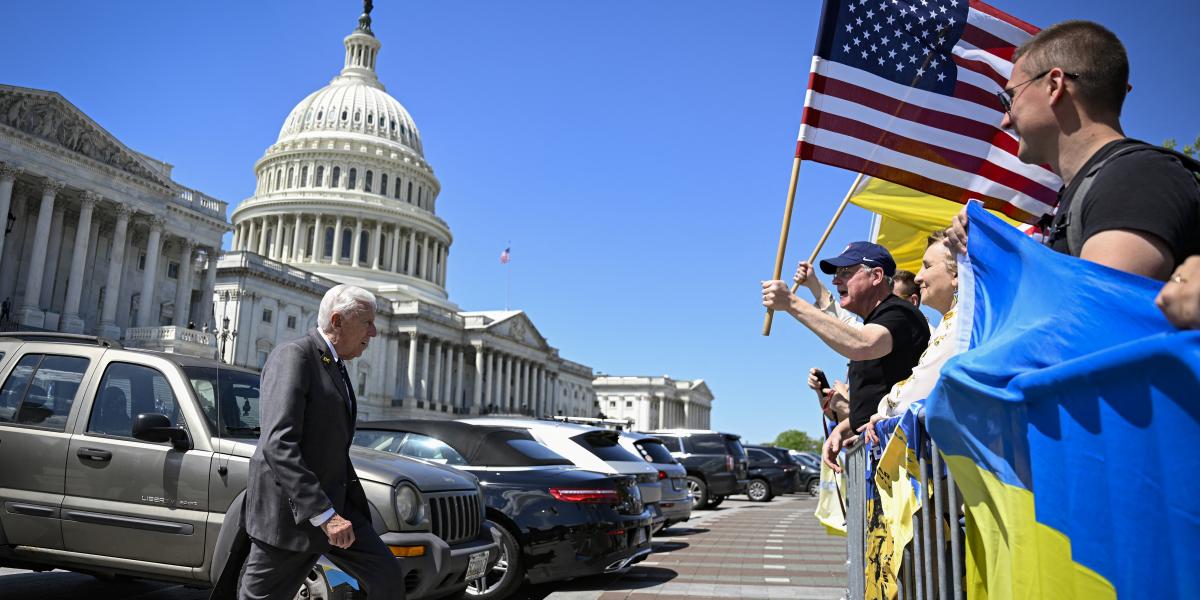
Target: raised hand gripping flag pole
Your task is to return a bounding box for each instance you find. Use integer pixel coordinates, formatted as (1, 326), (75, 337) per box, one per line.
(764, 0), (1051, 335)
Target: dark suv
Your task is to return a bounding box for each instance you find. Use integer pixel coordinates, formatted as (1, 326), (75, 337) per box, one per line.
(645, 429), (749, 509)
(744, 445), (805, 501)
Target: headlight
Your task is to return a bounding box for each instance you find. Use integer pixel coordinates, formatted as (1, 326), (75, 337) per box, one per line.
(394, 483), (422, 525)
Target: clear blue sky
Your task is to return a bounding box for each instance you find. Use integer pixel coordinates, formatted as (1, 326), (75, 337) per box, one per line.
(3, 1), (1197, 444)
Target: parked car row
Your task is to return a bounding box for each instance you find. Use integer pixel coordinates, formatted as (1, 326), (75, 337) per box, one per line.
(0, 333), (817, 600)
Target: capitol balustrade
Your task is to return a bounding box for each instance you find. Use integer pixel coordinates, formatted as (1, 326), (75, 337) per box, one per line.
(124, 325), (218, 359)
(391, 299), (464, 327)
(176, 186), (226, 219)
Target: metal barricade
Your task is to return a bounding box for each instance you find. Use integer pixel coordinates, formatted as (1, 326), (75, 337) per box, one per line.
(841, 414), (966, 600)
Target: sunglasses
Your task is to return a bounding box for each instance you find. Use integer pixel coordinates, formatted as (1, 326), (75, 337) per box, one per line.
(996, 70), (1079, 113)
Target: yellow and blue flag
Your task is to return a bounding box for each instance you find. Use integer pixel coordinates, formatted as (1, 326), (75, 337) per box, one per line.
(926, 203), (1200, 598)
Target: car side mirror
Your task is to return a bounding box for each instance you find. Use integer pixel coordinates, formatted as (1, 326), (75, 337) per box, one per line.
(133, 413), (192, 450)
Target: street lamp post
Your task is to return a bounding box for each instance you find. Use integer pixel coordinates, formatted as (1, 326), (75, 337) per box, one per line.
(218, 315), (238, 364)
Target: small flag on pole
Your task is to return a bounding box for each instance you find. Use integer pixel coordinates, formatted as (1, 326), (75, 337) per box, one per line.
(499, 246), (510, 264)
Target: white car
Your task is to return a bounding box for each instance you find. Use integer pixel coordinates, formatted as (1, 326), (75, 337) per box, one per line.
(460, 418), (665, 528)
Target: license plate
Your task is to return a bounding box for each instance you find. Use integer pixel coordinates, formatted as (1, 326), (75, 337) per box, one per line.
(464, 550), (489, 582)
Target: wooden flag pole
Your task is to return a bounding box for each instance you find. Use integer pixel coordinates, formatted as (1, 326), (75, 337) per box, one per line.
(789, 171), (867, 295)
(761, 142), (805, 336)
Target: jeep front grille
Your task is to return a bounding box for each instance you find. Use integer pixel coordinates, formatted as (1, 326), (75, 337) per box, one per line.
(427, 491), (481, 545)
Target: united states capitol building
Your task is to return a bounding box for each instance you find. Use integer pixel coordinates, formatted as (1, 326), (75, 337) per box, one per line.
(0, 6), (712, 427)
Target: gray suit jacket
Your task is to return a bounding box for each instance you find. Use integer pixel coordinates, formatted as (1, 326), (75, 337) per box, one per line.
(245, 328), (368, 553)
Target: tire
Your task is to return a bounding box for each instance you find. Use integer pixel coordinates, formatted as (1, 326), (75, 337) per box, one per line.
(293, 565), (331, 600)
(807, 478), (819, 496)
(686, 476), (709, 510)
(464, 523), (523, 600)
(707, 495), (725, 508)
(747, 478), (773, 502)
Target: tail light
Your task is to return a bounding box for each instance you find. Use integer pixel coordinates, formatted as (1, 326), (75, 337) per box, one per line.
(549, 488), (620, 503)
(657, 470), (667, 480)
(726, 455), (734, 472)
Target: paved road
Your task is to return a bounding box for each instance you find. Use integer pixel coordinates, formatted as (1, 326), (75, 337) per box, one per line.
(0, 494), (845, 600)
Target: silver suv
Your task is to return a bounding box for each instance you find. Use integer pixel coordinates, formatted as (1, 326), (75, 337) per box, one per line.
(0, 333), (498, 599)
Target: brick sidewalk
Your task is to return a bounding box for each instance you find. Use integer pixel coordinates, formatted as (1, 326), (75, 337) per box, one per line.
(524, 494), (847, 600)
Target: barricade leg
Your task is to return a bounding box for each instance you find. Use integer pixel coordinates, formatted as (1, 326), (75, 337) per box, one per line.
(845, 442), (867, 600)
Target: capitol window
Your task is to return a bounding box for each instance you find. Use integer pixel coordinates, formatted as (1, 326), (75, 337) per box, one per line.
(286, 315), (297, 329)
(390, 120), (396, 130)
(331, 166), (341, 187)
(347, 168), (357, 190)
(380, 174), (388, 196)
(354, 111), (361, 123)
(301, 165), (309, 187)
(341, 110), (348, 121)
(262, 308), (272, 324)
(287, 167), (294, 188)
(367, 113), (374, 125)
(315, 166), (325, 186)
(365, 170), (373, 192)
(359, 232), (370, 263)
(341, 229), (353, 259)
(317, 110), (324, 120)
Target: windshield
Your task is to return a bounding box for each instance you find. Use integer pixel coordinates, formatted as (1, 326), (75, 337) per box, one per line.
(353, 430), (468, 466)
(183, 366), (262, 438)
(635, 440), (678, 464)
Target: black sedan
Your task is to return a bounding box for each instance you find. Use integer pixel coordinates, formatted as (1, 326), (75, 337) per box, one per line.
(353, 420), (654, 600)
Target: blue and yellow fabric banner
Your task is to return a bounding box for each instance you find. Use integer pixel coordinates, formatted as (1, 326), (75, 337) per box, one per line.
(863, 406), (927, 599)
(925, 202), (1200, 599)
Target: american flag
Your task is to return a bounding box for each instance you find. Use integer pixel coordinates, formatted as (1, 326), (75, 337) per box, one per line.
(499, 246), (510, 264)
(799, 0), (1059, 224)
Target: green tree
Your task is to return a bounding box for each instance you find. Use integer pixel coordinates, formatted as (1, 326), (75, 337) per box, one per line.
(771, 429), (821, 453)
(1162, 136), (1200, 160)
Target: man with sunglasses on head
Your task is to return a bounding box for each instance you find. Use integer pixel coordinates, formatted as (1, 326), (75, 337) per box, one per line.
(947, 21), (1200, 280)
(762, 242), (930, 455)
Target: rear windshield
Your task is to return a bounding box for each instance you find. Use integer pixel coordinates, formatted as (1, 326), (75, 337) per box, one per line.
(572, 431), (643, 462)
(506, 439), (570, 462)
(654, 435), (682, 452)
(184, 366), (262, 438)
(724, 437), (748, 460)
(635, 440), (677, 464)
(683, 434), (727, 454)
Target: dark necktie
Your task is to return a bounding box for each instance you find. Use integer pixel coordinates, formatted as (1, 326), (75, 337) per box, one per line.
(335, 360), (357, 415)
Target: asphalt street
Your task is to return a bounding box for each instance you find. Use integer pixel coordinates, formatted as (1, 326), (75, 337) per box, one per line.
(0, 494), (845, 600)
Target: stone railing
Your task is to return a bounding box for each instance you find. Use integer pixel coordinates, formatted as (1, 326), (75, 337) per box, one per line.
(124, 325), (218, 359)
(176, 186), (227, 219)
(218, 251), (340, 295)
(391, 300), (464, 327)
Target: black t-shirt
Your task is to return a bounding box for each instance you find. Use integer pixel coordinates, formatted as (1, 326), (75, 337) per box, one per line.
(847, 295), (930, 431)
(1043, 139), (1200, 268)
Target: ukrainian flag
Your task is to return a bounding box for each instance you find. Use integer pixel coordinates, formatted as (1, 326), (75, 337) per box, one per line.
(926, 203), (1200, 598)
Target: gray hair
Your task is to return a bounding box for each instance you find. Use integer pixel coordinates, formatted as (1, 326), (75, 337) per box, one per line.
(317, 284), (376, 332)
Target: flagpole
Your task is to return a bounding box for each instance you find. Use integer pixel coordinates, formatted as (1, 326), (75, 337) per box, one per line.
(761, 130), (806, 336)
(789, 171), (867, 296)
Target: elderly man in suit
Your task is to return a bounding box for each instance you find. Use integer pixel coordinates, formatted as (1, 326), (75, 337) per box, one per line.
(239, 284), (403, 599)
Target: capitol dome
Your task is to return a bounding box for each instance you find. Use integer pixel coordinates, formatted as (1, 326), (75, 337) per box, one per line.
(276, 67), (424, 156)
(229, 8), (451, 306)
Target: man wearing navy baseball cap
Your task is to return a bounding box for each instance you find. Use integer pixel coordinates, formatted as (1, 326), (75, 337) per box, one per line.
(762, 241), (929, 441)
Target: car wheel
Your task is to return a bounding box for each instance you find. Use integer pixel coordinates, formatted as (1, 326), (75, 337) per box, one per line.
(748, 479), (773, 502)
(464, 524), (523, 600)
(706, 495), (725, 508)
(807, 478), (820, 496)
(293, 565), (331, 600)
(686, 476), (709, 509)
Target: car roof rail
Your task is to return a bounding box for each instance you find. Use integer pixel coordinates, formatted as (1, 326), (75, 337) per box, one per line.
(0, 331), (123, 349)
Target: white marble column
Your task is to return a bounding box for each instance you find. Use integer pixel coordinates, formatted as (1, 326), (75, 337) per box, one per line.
(199, 248), (219, 329)
(422, 237), (432, 281)
(231, 222), (242, 251)
(500, 354), (512, 412)
(454, 347), (465, 411)
(272, 215), (285, 260)
(472, 345), (484, 414)
(60, 192), (97, 333)
(173, 239), (195, 326)
(443, 344), (454, 407)
(291, 214), (304, 262)
(483, 350), (494, 411)
(405, 229), (416, 275)
(390, 225), (402, 273)
(312, 214), (324, 263)
(371, 221), (383, 270)
(406, 332), (418, 400)
(430, 339), (443, 404)
(439, 246), (448, 286)
(136, 217), (166, 327)
(256, 217), (268, 255)
(0, 164), (21, 268)
(351, 219), (364, 267)
(245, 219), (257, 253)
(40, 204), (66, 309)
(17, 179), (64, 327)
(419, 335), (431, 402)
(332, 216), (344, 263)
(516, 359), (526, 414)
(385, 334), (400, 402)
